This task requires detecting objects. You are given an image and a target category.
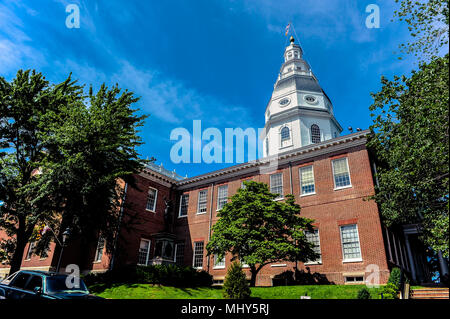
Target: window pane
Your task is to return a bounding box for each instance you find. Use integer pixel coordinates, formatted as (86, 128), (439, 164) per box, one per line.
(333, 158), (351, 188)
(25, 275), (42, 291)
(305, 229), (321, 262)
(270, 173), (283, 198)
(146, 188), (157, 211)
(179, 194), (189, 217)
(340, 225), (361, 260)
(217, 186), (228, 210)
(198, 190), (208, 213)
(26, 242), (36, 260)
(214, 254), (225, 268)
(175, 243), (185, 265)
(138, 239), (150, 265)
(311, 125), (321, 143)
(300, 166), (315, 194)
(94, 237), (105, 262)
(281, 127), (290, 140)
(12, 273), (31, 289)
(193, 241), (204, 268)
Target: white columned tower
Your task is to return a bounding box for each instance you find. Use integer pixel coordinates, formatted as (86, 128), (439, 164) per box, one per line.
(263, 36), (343, 157)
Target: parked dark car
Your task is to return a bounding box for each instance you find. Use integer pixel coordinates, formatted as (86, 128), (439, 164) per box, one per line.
(0, 270), (103, 299)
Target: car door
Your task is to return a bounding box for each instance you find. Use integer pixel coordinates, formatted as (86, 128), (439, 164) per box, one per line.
(6, 272), (31, 299)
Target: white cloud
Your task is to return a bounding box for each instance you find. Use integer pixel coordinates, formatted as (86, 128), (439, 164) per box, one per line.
(52, 59), (252, 127)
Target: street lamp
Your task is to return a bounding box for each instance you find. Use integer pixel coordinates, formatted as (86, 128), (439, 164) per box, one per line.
(56, 227), (71, 273)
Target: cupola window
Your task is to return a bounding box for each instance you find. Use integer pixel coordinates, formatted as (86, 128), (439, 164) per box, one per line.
(311, 124), (321, 144)
(280, 126), (291, 148)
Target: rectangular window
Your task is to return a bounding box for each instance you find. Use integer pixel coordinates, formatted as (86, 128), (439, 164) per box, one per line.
(340, 224), (362, 262)
(197, 190), (208, 214)
(175, 243), (185, 266)
(193, 241), (204, 269)
(179, 194), (189, 217)
(270, 173), (283, 199)
(305, 229), (321, 264)
(213, 254), (225, 269)
(25, 242), (35, 260)
(94, 236), (105, 262)
(146, 187), (158, 212)
(299, 166), (315, 195)
(217, 185), (228, 210)
(345, 276), (364, 283)
(332, 158), (351, 189)
(138, 239), (151, 266)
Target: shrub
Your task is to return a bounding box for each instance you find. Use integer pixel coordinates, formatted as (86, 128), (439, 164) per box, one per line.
(83, 264), (212, 288)
(388, 267), (409, 291)
(378, 283), (399, 299)
(223, 261), (251, 299)
(357, 287), (371, 299)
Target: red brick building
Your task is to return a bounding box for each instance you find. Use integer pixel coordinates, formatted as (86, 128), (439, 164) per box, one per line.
(0, 37), (434, 285)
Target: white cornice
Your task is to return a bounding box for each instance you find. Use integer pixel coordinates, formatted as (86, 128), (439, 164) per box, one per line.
(175, 130), (370, 190)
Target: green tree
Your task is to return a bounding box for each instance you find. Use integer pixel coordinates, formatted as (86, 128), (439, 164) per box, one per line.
(357, 287), (371, 299)
(394, 0), (449, 59)
(0, 70), (82, 274)
(0, 70), (147, 274)
(223, 261), (251, 299)
(368, 55), (449, 257)
(206, 181), (318, 287)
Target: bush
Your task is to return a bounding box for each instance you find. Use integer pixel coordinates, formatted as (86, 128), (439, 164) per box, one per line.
(357, 287), (371, 299)
(223, 261), (251, 299)
(388, 267), (408, 291)
(83, 264), (212, 288)
(378, 283), (399, 299)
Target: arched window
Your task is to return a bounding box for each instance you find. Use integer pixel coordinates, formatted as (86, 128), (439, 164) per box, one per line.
(311, 124), (321, 143)
(281, 127), (290, 141)
(280, 126), (291, 148)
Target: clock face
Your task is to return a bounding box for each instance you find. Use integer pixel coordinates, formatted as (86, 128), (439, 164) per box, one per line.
(279, 98), (290, 107)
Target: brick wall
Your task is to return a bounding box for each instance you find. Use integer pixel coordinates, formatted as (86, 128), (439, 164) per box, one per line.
(172, 145), (390, 285)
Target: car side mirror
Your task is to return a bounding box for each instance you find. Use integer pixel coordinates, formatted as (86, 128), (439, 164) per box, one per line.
(33, 287), (42, 295)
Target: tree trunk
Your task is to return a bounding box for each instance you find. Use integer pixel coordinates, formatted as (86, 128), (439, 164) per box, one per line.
(249, 266), (258, 287)
(8, 229), (28, 276)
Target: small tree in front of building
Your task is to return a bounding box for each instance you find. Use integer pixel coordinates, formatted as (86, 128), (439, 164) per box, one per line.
(223, 261), (251, 299)
(206, 181), (318, 287)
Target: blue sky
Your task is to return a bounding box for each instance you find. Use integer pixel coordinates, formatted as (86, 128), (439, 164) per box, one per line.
(0, 0), (417, 178)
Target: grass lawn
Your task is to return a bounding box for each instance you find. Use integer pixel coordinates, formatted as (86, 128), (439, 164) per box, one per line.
(89, 283), (383, 299)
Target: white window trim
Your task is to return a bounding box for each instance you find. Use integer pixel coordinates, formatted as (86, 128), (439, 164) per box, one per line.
(299, 165), (316, 197)
(332, 157), (352, 190)
(93, 237), (105, 263)
(145, 187), (158, 212)
(197, 190), (208, 215)
(213, 254), (226, 269)
(270, 264), (287, 267)
(216, 185), (228, 212)
(25, 242), (35, 261)
(137, 239), (151, 266)
(270, 173), (284, 200)
(340, 224), (363, 263)
(193, 241), (204, 269)
(278, 125), (293, 149)
(304, 229), (322, 265)
(178, 194), (188, 218)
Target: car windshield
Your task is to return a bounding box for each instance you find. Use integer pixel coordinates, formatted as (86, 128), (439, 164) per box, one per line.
(45, 275), (89, 294)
